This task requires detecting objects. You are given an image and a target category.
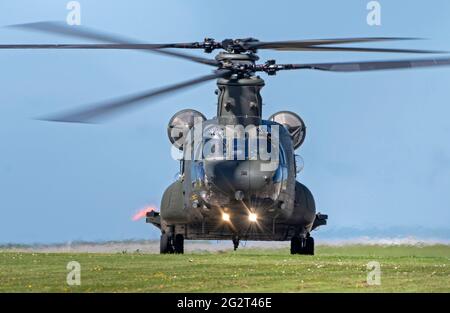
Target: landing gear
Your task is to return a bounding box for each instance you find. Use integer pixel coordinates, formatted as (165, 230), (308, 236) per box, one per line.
(160, 233), (173, 254)
(305, 236), (314, 255)
(174, 234), (184, 254)
(160, 233), (184, 254)
(290, 236), (302, 254)
(232, 235), (240, 251)
(290, 234), (314, 255)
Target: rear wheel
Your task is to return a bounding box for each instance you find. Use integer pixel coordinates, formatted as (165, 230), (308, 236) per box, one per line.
(160, 233), (173, 254)
(174, 234), (184, 254)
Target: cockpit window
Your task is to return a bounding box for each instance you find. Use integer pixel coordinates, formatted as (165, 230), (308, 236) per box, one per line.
(191, 161), (205, 188)
(186, 123), (285, 163)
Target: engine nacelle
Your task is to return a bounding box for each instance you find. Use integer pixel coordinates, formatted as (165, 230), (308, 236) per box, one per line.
(268, 111), (306, 149)
(167, 109), (206, 150)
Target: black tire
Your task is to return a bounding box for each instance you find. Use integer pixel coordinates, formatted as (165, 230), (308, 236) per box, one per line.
(160, 233), (173, 254)
(305, 236), (314, 255)
(290, 236), (301, 254)
(174, 234), (184, 254)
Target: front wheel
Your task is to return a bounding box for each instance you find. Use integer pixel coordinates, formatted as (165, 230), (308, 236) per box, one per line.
(174, 234), (184, 254)
(160, 233), (173, 254)
(290, 236), (301, 254)
(305, 236), (314, 255)
(290, 236), (314, 255)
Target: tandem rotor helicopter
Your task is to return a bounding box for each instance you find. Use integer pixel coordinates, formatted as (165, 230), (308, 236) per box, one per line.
(3, 22), (450, 254)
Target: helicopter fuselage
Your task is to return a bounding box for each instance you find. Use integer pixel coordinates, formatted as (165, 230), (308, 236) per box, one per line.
(158, 117), (317, 241)
(9, 21), (450, 254)
(147, 55), (327, 246)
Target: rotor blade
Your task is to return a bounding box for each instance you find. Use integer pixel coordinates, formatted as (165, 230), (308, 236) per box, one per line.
(245, 37), (420, 49)
(2, 43), (440, 55)
(0, 43), (200, 50)
(268, 57), (450, 73)
(7, 21), (218, 66)
(39, 70), (231, 123)
(8, 21), (136, 42)
(0, 43), (201, 49)
(253, 44), (443, 54)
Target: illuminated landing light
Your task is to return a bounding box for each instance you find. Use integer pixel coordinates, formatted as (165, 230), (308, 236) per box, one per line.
(249, 213), (258, 222)
(222, 212), (231, 222)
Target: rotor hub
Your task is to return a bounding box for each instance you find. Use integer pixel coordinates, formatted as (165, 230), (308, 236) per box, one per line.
(215, 52), (260, 78)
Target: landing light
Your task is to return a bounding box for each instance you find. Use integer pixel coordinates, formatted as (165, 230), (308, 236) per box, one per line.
(222, 212), (230, 222)
(249, 213), (258, 222)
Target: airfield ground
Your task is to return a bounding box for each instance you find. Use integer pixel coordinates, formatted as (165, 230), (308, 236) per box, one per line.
(0, 243), (449, 292)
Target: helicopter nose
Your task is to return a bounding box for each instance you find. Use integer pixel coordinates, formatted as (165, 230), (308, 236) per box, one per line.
(204, 160), (274, 198)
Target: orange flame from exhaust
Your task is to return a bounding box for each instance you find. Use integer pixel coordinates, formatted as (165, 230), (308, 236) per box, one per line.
(132, 206), (156, 221)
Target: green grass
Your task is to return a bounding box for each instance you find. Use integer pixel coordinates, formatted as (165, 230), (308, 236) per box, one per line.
(0, 245), (449, 292)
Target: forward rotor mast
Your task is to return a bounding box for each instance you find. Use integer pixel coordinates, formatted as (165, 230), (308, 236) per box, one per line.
(215, 52), (264, 126)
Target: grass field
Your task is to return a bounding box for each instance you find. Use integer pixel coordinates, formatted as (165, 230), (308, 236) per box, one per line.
(0, 245), (449, 292)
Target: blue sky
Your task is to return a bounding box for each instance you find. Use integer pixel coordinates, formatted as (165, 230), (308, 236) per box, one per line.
(0, 0), (449, 243)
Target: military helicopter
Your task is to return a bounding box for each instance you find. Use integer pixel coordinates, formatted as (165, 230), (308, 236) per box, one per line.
(3, 22), (450, 255)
